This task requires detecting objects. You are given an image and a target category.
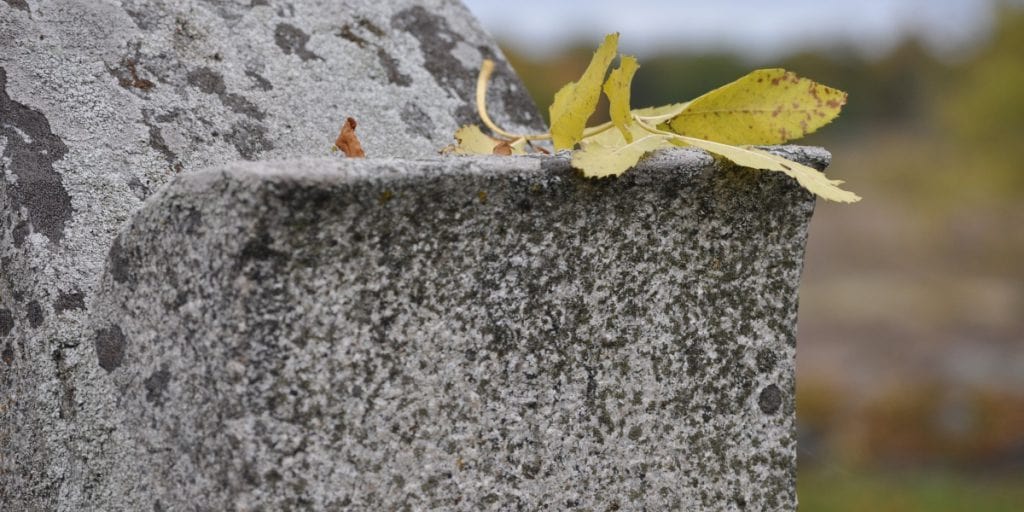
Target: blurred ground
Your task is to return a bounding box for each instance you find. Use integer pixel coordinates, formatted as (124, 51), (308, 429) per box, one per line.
(476, 2), (1024, 508)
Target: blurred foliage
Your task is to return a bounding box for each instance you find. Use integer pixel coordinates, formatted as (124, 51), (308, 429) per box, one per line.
(799, 380), (1024, 470)
(799, 469), (1024, 512)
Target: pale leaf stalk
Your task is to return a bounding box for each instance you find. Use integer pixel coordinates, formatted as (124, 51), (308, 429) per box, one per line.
(476, 59), (524, 140)
(476, 59), (614, 143)
(635, 111), (684, 125)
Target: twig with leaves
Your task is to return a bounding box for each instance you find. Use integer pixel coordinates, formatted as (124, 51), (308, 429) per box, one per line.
(447, 33), (860, 203)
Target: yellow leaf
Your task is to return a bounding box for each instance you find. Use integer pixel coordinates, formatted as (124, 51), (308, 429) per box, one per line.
(673, 134), (861, 203)
(450, 125), (523, 155)
(572, 123), (674, 178)
(549, 33), (619, 150)
(603, 55), (639, 143)
(583, 120), (646, 147)
(667, 69), (847, 145)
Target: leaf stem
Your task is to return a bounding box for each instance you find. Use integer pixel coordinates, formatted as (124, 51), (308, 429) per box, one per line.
(634, 113), (677, 125)
(477, 59), (615, 143)
(476, 60), (525, 139)
(632, 117), (673, 138)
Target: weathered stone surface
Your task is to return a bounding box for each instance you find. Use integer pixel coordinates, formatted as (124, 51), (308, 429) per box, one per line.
(1, 1), (542, 509)
(88, 147), (824, 510)
(2, 0), (824, 509)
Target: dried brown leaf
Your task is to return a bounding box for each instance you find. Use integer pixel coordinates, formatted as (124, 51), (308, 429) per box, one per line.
(335, 117), (366, 157)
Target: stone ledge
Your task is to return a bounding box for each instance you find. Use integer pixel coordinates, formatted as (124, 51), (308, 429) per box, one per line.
(91, 146), (823, 510)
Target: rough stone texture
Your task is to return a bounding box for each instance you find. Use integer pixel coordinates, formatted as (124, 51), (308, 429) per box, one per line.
(1, 1), (543, 509)
(1, 0), (826, 509)
(87, 146), (825, 510)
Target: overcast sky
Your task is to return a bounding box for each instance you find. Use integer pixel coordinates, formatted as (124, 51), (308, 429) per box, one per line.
(462, 0), (1012, 60)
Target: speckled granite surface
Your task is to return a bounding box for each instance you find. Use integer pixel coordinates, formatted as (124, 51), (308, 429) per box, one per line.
(0, 1), (542, 509)
(91, 147), (823, 510)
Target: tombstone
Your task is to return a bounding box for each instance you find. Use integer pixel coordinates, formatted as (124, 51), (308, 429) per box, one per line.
(2, 1), (817, 510)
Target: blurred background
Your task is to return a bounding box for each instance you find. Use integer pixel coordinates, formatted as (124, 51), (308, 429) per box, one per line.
(464, 0), (1024, 509)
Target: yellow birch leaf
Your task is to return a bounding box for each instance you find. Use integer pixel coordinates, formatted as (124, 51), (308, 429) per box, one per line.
(582, 121), (649, 149)
(450, 125), (523, 155)
(549, 33), (619, 150)
(572, 123), (674, 178)
(451, 125), (497, 154)
(671, 135), (860, 202)
(667, 69), (847, 145)
(603, 55), (639, 143)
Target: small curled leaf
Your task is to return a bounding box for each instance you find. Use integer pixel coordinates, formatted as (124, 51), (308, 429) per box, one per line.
(334, 117), (365, 157)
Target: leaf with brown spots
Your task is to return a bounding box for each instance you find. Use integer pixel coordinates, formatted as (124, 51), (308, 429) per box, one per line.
(334, 117), (365, 157)
(453, 33), (858, 202)
(666, 69), (847, 145)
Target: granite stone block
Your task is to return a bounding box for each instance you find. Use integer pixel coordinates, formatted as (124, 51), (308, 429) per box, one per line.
(90, 147), (824, 510)
(1, 0), (824, 509)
